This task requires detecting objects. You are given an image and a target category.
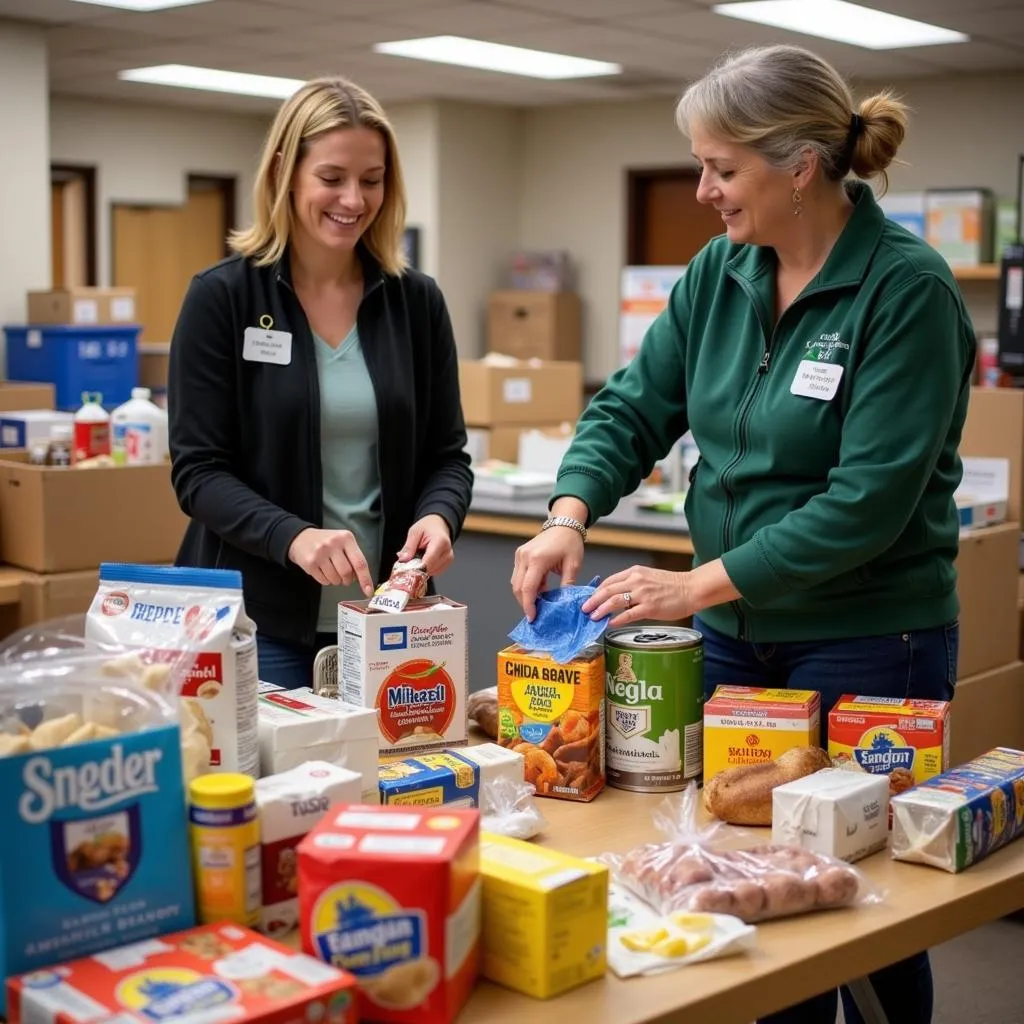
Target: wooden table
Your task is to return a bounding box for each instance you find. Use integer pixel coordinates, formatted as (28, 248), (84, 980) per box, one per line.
(456, 787), (1023, 1023)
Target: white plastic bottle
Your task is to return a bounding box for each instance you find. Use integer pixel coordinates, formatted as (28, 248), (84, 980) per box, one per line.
(111, 387), (168, 466)
(73, 392), (111, 463)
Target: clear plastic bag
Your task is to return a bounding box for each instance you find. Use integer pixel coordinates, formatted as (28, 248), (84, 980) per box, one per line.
(601, 781), (881, 924)
(480, 775), (548, 840)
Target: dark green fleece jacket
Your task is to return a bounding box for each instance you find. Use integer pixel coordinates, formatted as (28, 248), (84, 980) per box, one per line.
(553, 183), (976, 641)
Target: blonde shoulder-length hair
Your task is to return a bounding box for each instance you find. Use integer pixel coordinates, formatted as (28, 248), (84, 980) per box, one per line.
(230, 76), (408, 275)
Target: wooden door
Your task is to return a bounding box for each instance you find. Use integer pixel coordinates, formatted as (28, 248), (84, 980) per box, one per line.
(628, 168), (725, 265)
(51, 183), (65, 288)
(112, 180), (230, 343)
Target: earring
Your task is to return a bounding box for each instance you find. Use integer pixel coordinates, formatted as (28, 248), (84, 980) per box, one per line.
(792, 186), (803, 217)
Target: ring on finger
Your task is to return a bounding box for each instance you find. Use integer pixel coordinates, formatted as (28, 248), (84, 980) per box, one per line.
(622, 591), (632, 609)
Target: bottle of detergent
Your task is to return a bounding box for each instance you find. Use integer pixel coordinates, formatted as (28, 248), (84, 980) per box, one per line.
(73, 392), (111, 463)
(111, 387), (168, 466)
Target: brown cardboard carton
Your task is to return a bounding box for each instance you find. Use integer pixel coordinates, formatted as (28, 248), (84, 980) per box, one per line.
(17, 568), (102, 627)
(950, 660), (1024, 765)
(0, 383), (54, 413)
(960, 386), (1024, 521)
(955, 521), (1020, 679)
(487, 291), (581, 361)
(459, 359), (583, 427)
(27, 287), (137, 326)
(0, 462), (185, 572)
(139, 343), (170, 390)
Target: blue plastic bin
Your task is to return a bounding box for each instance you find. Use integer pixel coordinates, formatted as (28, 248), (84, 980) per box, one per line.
(3, 324), (140, 410)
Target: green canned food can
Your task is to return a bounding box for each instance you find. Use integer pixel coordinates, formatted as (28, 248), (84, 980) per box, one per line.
(604, 626), (704, 792)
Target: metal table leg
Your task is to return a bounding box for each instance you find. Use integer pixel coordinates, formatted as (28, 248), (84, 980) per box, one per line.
(845, 977), (891, 1024)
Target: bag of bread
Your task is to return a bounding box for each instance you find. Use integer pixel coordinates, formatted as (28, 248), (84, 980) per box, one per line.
(600, 781), (881, 924)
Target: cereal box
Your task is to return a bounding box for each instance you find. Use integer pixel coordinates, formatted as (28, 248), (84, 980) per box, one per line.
(6, 923), (358, 1024)
(478, 833), (607, 998)
(255, 762), (362, 938)
(892, 747), (1024, 872)
(496, 644), (605, 801)
(378, 744), (524, 807)
(0, 723), (195, 1015)
(828, 695), (950, 796)
(703, 686), (820, 784)
(299, 804), (480, 1024)
(339, 597), (468, 758)
(257, 687), (378, 800)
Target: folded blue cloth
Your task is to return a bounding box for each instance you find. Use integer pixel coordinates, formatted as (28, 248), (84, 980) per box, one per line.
(508, 577), (609, 664)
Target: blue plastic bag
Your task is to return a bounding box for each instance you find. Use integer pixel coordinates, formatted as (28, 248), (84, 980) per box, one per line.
(508, 577), (609, 664)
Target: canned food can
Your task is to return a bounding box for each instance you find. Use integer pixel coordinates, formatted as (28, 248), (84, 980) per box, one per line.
(604, 626), (704, 792)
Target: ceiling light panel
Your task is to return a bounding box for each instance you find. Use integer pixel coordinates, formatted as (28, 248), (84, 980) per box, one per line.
(118, 64), (303, 98)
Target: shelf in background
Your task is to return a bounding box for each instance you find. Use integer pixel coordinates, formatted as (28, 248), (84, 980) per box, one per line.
(954, 264), (1001, 282)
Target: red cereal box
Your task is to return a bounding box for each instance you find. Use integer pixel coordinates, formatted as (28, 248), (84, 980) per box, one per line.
(6, 923), (357, 1024)
(827, 695), (951, 798)
(299, 804), (480, 1024)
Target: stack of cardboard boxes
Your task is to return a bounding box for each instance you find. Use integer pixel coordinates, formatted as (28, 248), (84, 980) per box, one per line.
(952, 386), (1024, 762)
(463, 252), (583, 469)
(0, 376), (185, 643)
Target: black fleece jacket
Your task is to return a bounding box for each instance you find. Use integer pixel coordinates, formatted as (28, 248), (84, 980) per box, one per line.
(168, 245), (473, 645)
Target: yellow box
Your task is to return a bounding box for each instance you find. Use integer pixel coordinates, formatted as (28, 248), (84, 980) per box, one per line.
(479, 832), (607, 999)
(703, 685), (821, 784)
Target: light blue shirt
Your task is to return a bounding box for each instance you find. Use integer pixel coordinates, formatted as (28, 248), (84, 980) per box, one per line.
(313, 326), (383, 633)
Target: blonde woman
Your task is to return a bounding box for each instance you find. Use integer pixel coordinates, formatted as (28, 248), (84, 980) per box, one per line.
(169, 77), (472, 687)
(513, 45), (974, 1023)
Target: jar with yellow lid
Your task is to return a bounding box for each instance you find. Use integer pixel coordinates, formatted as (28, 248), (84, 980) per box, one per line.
(188, 772), (260, 927)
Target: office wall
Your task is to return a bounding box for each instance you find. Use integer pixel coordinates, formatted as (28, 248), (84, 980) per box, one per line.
(0, 22), (50, 330)
(518, 73), (1023, 380)
(436, 101), (522, 356)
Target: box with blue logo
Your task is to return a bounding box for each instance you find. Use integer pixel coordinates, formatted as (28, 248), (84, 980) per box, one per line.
(378, 744), (524, 807)
(7, 923), (358, 1024)
(891, 747), (1024, 872)
(0, 677), (194, 1014)
(338, 596), (468, 758)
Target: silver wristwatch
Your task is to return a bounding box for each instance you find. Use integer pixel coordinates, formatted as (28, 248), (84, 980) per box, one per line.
(542, 515), (588, 543)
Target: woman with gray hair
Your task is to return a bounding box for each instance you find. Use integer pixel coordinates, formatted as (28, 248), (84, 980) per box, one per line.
(512, 44), (974, 1023)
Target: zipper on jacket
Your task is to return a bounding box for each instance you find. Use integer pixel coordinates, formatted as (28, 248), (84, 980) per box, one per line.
(719, 275), (779, 640)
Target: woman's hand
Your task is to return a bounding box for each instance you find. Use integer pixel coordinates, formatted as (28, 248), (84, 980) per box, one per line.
(288, 528), (374, 594)
(398, 514), (453, 576)
(582, 559), (742, 627)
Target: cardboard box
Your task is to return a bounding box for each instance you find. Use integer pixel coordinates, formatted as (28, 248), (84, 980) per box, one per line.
(378, 744), (524, 807)
(27, 286), (137, 326)
(487, 291), (581, 361)
(7, 923), (358, 1024)
(479, 833), (607, 999)
(517, 424), (574, 474)
(0, 382), (54, 413)
(703, 686), (820, 784)
(955, 457), (1009, 528)
(925, 189), (995, 267)
(956, 521), (1020, 679)
(299, 804), (479, 1024)
(466, 425), (565, 465)
(0, 410), (73, 449)
(0, 461), (186, 572)
(340, 596), (468, 757)
(17, 567), (99, 626)
(949, 661), (1024, 765)
(459, 359), (583, 427)
(139, 342), (170, 391)
(960, 386), (1024, 521)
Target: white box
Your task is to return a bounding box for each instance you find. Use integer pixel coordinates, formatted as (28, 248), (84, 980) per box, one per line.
(0, 410), (73, 449)
(517, 426), (573, 475)
(377, 743), (525, 807)
(257, 686), (378, 799)
(955, 457), (1009, 530)
(459, 743), (525, 792)
(772, 768), (890, 863)
(339, 596), (469, 757)
(255, 761), (361, 937)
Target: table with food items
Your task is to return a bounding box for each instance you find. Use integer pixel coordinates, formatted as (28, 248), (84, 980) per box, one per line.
(0, 560), (1022, 1024)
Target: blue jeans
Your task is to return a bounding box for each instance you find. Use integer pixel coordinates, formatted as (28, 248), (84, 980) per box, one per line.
(257, 632), (337, 690)
(694, 615), (958, 1024)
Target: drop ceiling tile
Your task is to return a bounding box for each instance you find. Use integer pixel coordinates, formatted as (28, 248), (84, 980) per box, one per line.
(384, 2), (565, 36)
(261, 19), (418, 57)
(263, 0), (452, 14)
(0, 0), (111, 21)
(494, 0), (686, 17)
(45, 23), (190, 52)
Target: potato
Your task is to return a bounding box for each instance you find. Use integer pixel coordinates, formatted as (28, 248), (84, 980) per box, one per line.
(687, 886), (736, 915)
(730, 880), (767, 923)
(761, 872), (817, 918)
(668, 855), (715, 890)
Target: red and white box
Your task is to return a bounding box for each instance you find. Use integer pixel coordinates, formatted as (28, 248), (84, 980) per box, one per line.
(7, 923), (358, 1024)
(339, 596), (469, 757)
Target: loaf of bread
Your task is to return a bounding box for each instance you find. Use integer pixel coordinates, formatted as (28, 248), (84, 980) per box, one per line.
(467, 686), (498, 739)
(704, 746), (832, 826)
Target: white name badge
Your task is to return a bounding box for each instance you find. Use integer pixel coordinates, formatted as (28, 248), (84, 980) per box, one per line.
(243, 326), (292, 365)
(790, 360), (843, 401)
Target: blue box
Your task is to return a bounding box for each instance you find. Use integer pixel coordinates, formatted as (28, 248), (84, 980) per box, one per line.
(0, 723), (195, 1012)
(3, 324), (140, 410)
(378, 751), (481, 807)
